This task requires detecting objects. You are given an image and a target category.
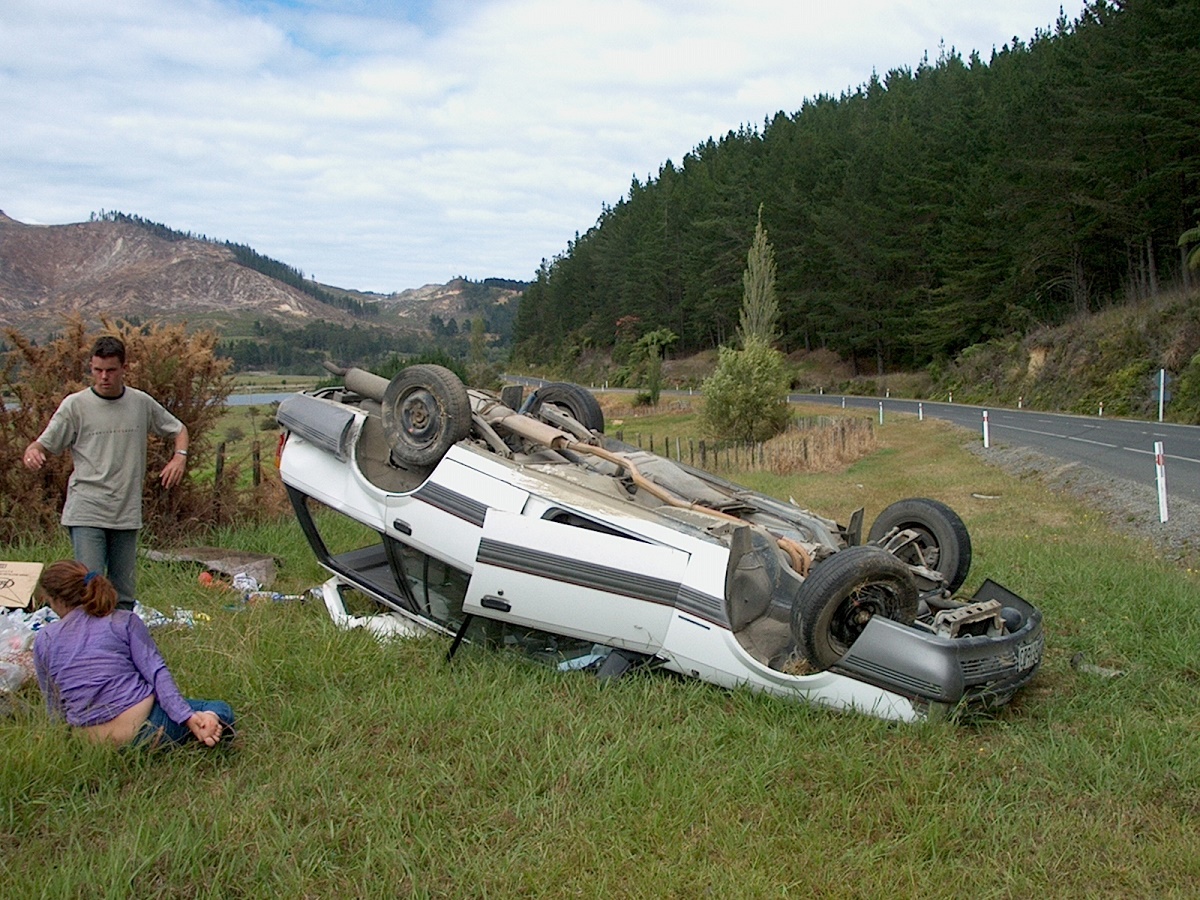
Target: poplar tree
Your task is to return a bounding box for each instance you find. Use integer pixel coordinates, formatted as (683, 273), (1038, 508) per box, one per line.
(701, 206), (791, 442)
(738, 204), (779, 346)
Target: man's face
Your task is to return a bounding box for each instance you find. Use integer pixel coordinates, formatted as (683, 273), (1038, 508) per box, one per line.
(90, 355), (127, 397)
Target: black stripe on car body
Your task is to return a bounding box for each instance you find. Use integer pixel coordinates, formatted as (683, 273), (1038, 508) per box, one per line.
(477, 538), (681, 607)
(675, 584), (729, 628)
(414, 482), (488, 527)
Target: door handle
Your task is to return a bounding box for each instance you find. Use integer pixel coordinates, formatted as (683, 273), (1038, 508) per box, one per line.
(480, 595), (511, 613)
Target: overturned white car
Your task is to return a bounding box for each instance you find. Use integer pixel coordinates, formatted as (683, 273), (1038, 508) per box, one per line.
(277, 364), (1043, 722)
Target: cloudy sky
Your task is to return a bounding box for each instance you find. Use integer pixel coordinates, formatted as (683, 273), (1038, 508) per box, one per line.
(2, 0), (1083, 293)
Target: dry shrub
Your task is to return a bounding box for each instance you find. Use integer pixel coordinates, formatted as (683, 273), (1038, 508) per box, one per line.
(761, 417), (877, 475)
(599, 394), (696, 422)
(2, 320), (93, 542)
(695, 417), (876, 477)
(1, 317), (283, 546)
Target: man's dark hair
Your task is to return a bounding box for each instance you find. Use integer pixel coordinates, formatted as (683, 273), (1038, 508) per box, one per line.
(91, 336), (126, 364)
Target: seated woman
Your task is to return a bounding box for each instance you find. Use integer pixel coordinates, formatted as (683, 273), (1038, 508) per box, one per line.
(32, 560), (234, 748)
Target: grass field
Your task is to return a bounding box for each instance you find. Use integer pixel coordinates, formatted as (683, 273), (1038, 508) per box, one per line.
(2, 405), (1198, 898)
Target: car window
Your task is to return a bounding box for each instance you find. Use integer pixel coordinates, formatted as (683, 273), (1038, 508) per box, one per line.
(394, 542), (469, 628)
(541, 507), (645, 541)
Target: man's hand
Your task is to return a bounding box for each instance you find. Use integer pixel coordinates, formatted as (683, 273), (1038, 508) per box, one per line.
(23, 441), (46, 470)
(160, 452), (187, 488)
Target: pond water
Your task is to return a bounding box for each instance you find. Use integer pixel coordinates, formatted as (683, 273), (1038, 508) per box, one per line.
(226, 392), (298, 406)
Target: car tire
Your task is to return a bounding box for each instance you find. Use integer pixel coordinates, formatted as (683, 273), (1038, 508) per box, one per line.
(526, 382), (605, 433)
(789, 546), (919, 670)
(382, 365), (472, 466)
(866, 498), (972, 593)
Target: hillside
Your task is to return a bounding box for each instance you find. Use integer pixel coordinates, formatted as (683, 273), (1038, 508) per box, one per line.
(512, 1), (1199, 374)
(0, 211), (363, 338)
(0, 211), (525, 370)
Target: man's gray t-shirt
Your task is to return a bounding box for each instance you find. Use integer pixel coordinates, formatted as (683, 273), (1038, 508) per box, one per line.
(37, 387), (184, 529)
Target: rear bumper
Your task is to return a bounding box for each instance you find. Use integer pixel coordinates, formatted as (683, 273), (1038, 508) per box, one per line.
(832, 579), (1043, 708)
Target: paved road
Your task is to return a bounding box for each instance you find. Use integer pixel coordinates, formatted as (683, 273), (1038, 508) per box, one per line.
(790, 394), (1200, 505)
(504, 376), (1200, 504)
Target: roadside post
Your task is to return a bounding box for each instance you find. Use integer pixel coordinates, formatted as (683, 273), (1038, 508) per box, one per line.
(1155, 441), (1168, 523)
(982, 410), (991, 448)
(878, 401), (884, 425)
(918, 402), (924, 421)
(1151, 368), (1171, 422)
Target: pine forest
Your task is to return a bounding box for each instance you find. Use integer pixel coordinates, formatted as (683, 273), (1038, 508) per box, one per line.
(511, 0), (1200, 376)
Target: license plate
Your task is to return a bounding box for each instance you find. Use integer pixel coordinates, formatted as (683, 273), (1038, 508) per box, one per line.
(1016, 635), (1043, 671)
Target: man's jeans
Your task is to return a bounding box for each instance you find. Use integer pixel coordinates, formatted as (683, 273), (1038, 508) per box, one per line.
(69, 526), (139, 610)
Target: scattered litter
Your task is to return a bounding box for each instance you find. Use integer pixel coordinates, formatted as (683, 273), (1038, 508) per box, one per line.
(972, 493), (1002, 500)
(143, 546), (279, 589)
(243, 591), (307, 604)
(0, 561), (45, 609)
(0, 606), (57, 692)
(0, 661), (26, 693)
(557, 646), (613, 671)
(136, 603), (208, 629)
(232, 572), (259, 593)
(225, 587), (316, 612)
(1070, 652), (1125, 679)
(320, 581), (426, 639)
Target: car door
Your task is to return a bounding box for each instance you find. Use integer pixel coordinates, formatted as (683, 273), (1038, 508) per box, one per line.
(385, 455), (530, 568)
(464, 508), (689, 653)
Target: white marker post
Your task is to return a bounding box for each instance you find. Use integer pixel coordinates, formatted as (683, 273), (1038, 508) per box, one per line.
(1155, 441), (1168, 523)
(918, 402), (924, 421)
(982, 410), (991, 448)
(1158, 368), (1166, 423)
(878, 401), (884, 425)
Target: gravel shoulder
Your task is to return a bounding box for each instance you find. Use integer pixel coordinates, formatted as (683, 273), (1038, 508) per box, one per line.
(969, 441), (1200, 572)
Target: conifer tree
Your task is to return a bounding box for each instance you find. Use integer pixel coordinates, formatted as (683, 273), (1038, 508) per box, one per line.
(738, 204), (779, 347)
(701, 206), (790, 442)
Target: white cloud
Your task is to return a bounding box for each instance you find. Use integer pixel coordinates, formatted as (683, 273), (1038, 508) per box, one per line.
(0, 0), (1082, 291)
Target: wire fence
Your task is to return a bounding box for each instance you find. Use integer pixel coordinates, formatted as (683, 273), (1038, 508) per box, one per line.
(614, 416), (877, 476)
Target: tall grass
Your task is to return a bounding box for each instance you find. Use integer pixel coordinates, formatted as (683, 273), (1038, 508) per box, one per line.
(2, 410), (1198, 897)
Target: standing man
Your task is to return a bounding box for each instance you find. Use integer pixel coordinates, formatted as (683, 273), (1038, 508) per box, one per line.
(22, 336), (189, 610)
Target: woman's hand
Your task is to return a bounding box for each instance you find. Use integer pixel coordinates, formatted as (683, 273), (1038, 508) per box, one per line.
(186, 711), (223, 746)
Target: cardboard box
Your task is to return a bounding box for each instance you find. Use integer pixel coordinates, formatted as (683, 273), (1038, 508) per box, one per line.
(0, 561), (44, 609)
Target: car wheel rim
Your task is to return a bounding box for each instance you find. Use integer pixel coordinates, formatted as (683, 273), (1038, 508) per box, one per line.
(829, 581), (901, 653)
(400, 389), (442, 446)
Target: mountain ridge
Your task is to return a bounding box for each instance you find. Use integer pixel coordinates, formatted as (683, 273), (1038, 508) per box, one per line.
(0, 211), (524, 342)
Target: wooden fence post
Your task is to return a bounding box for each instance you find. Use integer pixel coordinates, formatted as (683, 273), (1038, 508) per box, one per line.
(215, 442), (226, 487)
